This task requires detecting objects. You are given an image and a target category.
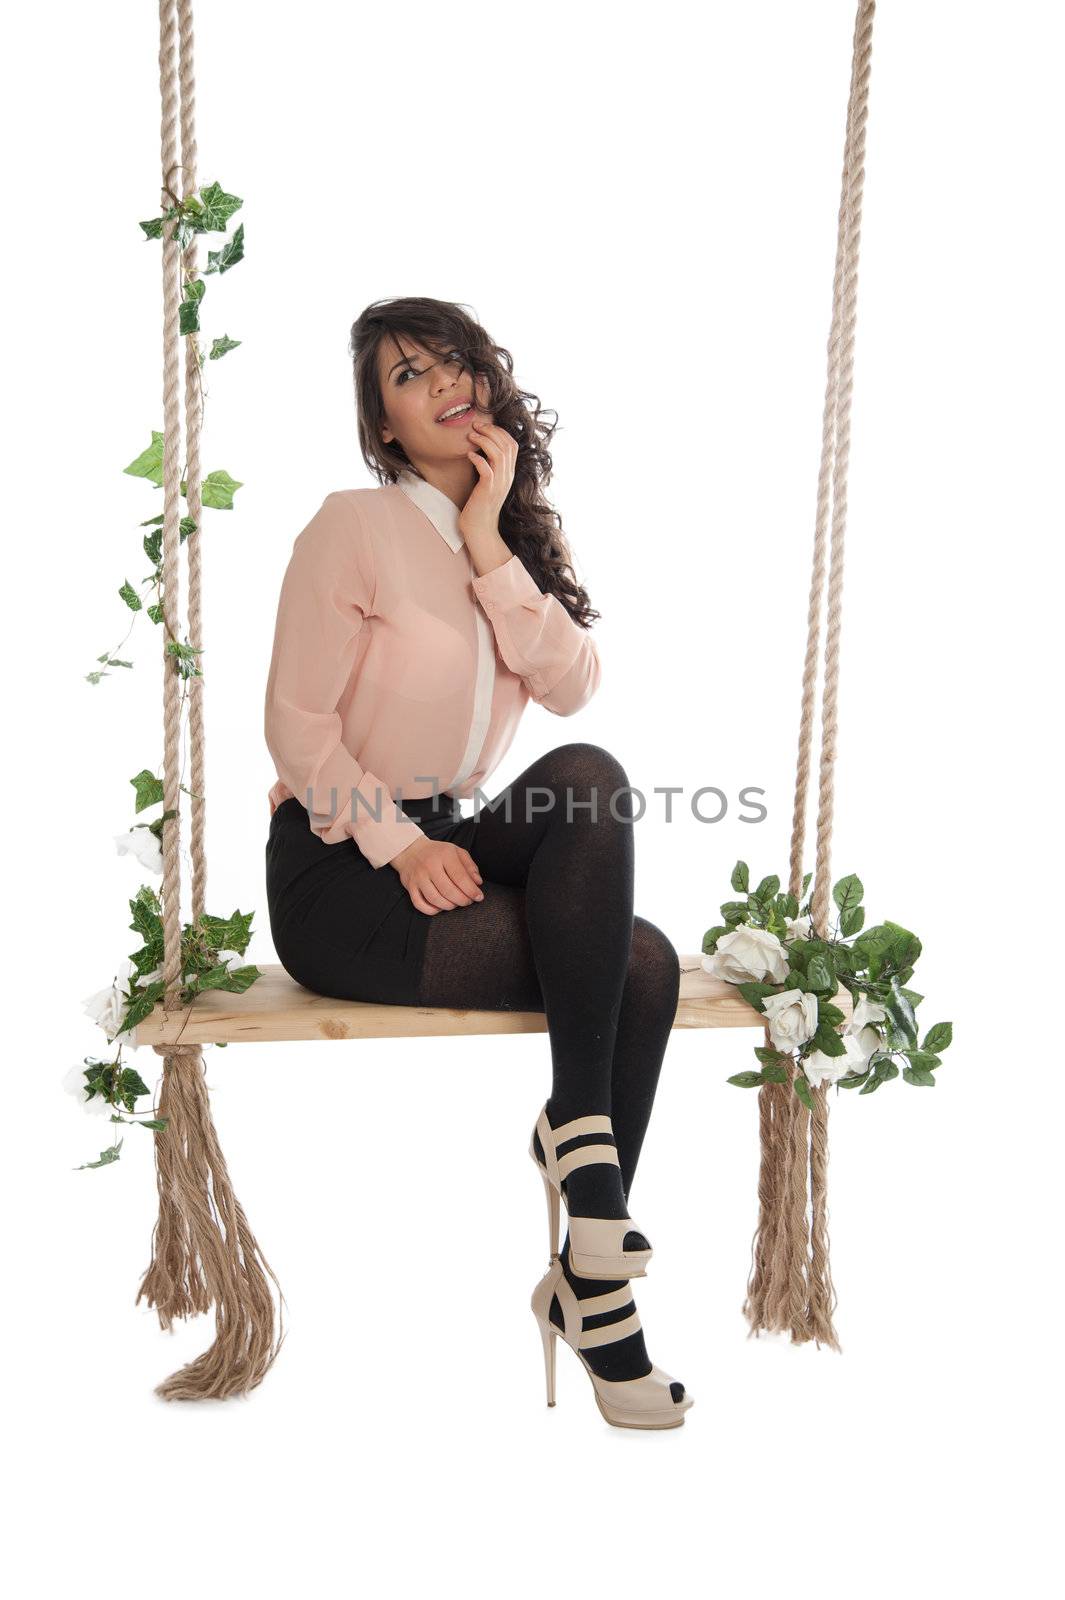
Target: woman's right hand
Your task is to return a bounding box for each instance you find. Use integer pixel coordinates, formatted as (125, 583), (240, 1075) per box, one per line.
(390, 836), (484, 916)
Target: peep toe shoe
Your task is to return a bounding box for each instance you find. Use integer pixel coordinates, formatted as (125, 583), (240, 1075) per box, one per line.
(529, 1102), (654, 1279)
(530, 1254), (694, 1429)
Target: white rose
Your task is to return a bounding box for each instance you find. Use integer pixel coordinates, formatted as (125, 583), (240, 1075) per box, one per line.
(115, 827), (163, 874)
(803, 1032), (869, 1087)
(702, 925), (790, 984)
(848, 1024), (882, 1062)
(849, 995), (888, 1031)
(61, 1061), (113, 1117)
(83, 956), (140, 1047)
(215, 948), (243, 967)
(761, 988), (819, 1052)
(785, 915), (813, 942)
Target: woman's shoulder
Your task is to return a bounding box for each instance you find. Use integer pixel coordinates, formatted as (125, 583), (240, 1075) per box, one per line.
(308, 484), (395, 534)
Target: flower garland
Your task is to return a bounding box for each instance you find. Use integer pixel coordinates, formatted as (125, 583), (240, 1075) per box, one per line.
(65, 180), (262, 1169)
(704, 861), (952, 1104)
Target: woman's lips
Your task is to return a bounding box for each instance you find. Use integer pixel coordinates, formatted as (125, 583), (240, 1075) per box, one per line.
(436, 403), (473, 426)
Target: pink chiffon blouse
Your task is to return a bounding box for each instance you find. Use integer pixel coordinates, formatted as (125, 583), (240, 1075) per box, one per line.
(264, 469), (602, 869)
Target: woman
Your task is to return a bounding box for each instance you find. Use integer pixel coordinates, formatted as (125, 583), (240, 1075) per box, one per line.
(264, 296), (693, 1430)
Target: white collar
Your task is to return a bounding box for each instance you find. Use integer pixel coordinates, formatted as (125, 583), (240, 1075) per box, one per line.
(395, 470), (465, 553)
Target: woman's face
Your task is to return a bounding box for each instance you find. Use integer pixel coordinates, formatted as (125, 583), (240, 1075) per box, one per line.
(377, 336), (492, 467)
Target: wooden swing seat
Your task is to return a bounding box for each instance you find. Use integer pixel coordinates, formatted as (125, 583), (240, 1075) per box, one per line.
(131, 956), (853, 1046)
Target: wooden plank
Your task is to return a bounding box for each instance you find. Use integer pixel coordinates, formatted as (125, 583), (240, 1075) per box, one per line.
(130, 955), (852, 1047)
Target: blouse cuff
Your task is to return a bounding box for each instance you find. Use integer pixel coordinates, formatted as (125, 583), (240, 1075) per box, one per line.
(469, 553), (542, 609)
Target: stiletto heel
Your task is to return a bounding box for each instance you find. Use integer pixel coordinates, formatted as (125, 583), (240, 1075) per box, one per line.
(535, 1162), (561, 1258)
(528, 1102), (653, 1280)
(530, 1255), (693, 1430)
(537, 1315), (557, 1406)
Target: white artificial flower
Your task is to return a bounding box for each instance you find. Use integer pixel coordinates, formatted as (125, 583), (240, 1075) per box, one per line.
(61, 1061), (113, 1117)
(803, 1032), (870, 1088)
(115, 827), (163, 874)
(215, 948), (243, 967)
(848, 1023), (882, 1062)
(83, 956), (141, 1049)
(785, 914), (813, 942)
(849, 995), (888, 1031)
(702, 925), (790, 984)
(761, 988), (819, 1052)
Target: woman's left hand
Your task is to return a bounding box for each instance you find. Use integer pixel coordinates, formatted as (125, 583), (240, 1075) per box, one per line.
(458, 420), (518, 545)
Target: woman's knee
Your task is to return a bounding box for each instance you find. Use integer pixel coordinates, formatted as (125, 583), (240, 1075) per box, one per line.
(629, 916), (681, 1000)
(540, 741), (631, 818)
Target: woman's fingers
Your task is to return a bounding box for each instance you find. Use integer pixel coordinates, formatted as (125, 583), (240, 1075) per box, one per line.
(460, 848), (483, 883)
(445, 857), (484, 903)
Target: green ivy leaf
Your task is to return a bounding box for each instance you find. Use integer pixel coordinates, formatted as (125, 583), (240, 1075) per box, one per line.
(76, 1138), (124, 1170)
(200, 469), (243, 510)
(195, 181), (244, 231)
(124, 431), (165, 485)
(206, 221), (245, 275)
(131, 769), (164, 813)
(209, 334), (242, 360)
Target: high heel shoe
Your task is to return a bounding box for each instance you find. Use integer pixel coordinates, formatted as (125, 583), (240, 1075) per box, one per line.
(529, 1102), (653, 1279)
(530, 1254), (694, 1430)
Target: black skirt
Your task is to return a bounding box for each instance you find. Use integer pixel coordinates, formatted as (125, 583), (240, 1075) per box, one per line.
(265, 790), (479, 1006)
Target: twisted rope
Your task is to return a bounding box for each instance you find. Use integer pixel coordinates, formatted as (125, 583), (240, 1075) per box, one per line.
(135, 0), (284, 1401)
(179, 0), (207, 923)
(745, 0), (876, 1351)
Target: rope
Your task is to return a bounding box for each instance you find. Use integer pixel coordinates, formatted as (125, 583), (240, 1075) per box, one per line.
(158, 0), (184, 1010)
(137, 0), (284, 1402)
(788, 0), (876, 938)
(179, 0), (207, 925)
(745, 0), (876, 1352)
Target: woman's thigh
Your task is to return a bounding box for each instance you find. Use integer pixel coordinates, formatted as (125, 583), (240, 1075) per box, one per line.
(462, 741), (632, 888)
(415, 880), (545, 1011)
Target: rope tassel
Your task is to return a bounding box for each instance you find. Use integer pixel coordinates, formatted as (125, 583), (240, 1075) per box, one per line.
(741, 1050), (841, 1351)
(136, 1043), (286, 1399)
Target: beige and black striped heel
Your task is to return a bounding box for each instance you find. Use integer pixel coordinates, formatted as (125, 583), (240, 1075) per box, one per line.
(530, 1254), (693, 1429)
(528, 1102), (653, 1280)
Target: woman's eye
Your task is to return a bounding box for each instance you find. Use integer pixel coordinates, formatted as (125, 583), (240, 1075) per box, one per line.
(397, 352), (463, 385)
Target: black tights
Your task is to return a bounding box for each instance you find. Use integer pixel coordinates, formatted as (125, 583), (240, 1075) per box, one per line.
(415, 743), (681, 1208)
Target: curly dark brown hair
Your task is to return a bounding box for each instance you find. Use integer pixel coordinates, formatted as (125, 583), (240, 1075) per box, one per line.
(348, 296), (600, 629)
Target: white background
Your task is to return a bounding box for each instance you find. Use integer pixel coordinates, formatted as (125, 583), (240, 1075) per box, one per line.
(4, 1), (1061, 1595)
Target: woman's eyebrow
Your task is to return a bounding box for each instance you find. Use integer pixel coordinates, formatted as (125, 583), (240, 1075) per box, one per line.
(388, 350), (435, 375)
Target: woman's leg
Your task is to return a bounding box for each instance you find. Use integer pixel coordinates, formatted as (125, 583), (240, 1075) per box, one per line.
(414, 743), (683, 1384)
(423, 741), (637, 1217)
